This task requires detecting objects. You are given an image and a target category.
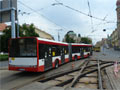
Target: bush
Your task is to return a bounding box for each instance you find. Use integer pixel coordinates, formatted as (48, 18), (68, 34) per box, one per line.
(0, 54), (8, 61)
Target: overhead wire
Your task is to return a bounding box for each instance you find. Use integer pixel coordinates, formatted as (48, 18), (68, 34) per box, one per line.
(54, 0), (116, 23)
(18, 1), (68, 31)
(92, 4), (116, 33)
(87, 0), (94, 32)
(91, 14), (108, 33)
(54, 0), (116, 35)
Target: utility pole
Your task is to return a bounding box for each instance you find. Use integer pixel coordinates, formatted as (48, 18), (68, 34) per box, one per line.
(11, 7), (16, 38)
(17, 10), (20, 37)
(58, 31), (60, 41)
(58, 29), (62, 41)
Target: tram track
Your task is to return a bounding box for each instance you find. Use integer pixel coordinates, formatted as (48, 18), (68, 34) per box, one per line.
(38, 60), (114, 90)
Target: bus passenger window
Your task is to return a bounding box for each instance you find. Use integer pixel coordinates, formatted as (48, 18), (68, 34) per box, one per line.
(39, 44), (45, 59)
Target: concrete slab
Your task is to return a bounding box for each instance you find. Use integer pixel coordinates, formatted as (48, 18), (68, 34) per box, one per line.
(18, 82), (52, 90)
(18, 81), (99, 90)
(70, 88), (98, 90)
(43, 80), (61, 86)
(68, 71), (79, 76)
(55, 75), (72, 81)
(78, 77), (97, 83)
(85, 72), (97, 77)
(74, 83), (97, 89)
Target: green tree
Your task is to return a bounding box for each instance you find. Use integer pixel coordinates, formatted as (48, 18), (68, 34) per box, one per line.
(1, 28), (11, 52)
(0, 23), (39, 52)
(21, 24), (39, 37)
(65, 34), (75, 43)
(81, 37), (92, 44)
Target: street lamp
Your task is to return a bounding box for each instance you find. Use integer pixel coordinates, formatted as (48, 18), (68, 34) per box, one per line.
(103, 29), (106, 32)
(51, 3), (63, 6)
(58, 29), (62, 41)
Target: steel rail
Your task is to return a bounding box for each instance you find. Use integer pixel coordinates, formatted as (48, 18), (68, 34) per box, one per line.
(97, 60), (103, 90)
(56, 63), (113, 87)
(65, 60), (89, 89)
(40, 61), (113, 83)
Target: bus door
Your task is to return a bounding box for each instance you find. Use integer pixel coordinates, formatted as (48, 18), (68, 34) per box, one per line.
(45, 46), (52, 70)
(80, 48), (84, 58)
(90, 47), (93, 55)
(61, 47), (65, 64)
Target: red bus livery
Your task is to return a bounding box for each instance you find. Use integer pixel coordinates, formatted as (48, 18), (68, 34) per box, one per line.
(9, 37), (92, 72)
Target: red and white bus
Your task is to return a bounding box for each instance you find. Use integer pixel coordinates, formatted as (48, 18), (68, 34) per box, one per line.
(8, 37), (92, 72)
(71, 43), (92, 61)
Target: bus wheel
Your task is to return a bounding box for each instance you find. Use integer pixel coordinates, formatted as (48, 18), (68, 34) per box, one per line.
(55, 60), (59, 68)
(75, 56), (77, 61)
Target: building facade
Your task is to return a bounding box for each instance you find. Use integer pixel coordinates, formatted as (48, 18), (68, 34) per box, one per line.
(116, 0), (120, 49)
(63, 31), (81, 43)
(35, 28), (54, 40)
(110, 29), (119, 48)
(26, 24), (54, 40)
(95, 41), (102, 47)
(0, 23), (7, 35)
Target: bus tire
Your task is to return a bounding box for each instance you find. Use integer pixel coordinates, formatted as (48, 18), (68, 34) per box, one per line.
(55, 60), (59, 68)
(74, 56), (77, 61)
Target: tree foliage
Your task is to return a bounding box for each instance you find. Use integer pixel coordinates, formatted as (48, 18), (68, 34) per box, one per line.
(0, 23), (39, 52)
(81, 37), (92, 44)
(21, 24), (39, 37)
(65, 34), (75, 43)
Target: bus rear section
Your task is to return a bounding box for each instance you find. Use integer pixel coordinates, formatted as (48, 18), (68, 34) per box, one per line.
(71, 44), (92, 60)
(9, 38), (38, 72)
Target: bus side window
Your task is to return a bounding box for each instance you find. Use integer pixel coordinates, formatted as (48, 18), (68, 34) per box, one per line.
(64, 46), (68, 54)
(48, 45), (51, 56)
(51, 45), (60, 56)
(39, 44), (45, 59)
(56, 45), (60, 56)
(79, 47), (81, 52)
(52, 46), (56, 56)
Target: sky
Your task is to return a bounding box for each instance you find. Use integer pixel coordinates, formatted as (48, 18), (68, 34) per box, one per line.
(17, 0), (117, 44)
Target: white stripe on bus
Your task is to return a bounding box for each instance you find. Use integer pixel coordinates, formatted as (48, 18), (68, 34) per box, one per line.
(9, 57), (37, 66)
(72, 53), (80, 57)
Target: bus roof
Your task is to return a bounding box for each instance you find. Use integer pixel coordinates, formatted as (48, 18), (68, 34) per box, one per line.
(71, 43), (92, 47)
(10, 37), (92, 47)
(37, 37), (68, 46)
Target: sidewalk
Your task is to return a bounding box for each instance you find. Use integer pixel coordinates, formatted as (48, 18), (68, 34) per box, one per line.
(0, 66), (8, 70)
(0, 61), (8, 67)
(105, 65), (120, 90)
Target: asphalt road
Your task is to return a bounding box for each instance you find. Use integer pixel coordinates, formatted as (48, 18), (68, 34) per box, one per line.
(93, 47), (120, 61)
(0, 59), (86, 90)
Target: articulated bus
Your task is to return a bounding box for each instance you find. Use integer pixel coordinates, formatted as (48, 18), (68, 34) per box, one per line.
(9, 37), (92, 72)
(71, 43), (92, 61)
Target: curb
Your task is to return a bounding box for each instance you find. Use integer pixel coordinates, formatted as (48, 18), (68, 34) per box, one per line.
(0, 67), (8, 70)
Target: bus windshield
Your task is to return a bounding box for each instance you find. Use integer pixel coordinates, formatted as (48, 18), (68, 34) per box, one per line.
(9, 38), (37, 57)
